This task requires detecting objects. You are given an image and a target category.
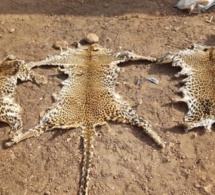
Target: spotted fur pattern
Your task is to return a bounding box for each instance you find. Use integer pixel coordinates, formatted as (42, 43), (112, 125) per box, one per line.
(0, 57), (47, 132)
(6, 42), (164, 195)
(164, 44), (215, 131)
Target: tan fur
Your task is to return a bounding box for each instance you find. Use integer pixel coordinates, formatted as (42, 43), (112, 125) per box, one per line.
(6, 42), (164, 195)
(164, 44), (215, 131)
(0, 57), (47, 132)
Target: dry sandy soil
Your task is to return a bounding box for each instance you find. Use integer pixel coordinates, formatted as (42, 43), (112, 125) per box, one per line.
(0, 0), (215, 195)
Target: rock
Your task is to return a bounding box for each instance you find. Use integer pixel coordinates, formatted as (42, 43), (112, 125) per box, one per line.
(39, 111), (45, 118)
(53, 40), (68, 50)
(203, 184), (213, 193)
(9, 28), (15, 33)
(137, 99), (143, 105)
(44, 191), (51, 195)
(6, 54), (16, 60)
(194, 183), (201, 188)
(173, 27), (181, 31)
(84, 33), (99, 44)
(190, 132), (198, 139)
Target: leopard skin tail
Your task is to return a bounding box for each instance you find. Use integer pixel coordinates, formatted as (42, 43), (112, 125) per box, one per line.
(79, 126), (96, 195)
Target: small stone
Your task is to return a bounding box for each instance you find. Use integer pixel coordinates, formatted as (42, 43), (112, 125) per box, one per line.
(0, 34), (3, 38)
(53, 40), (68, 50)
(190, 132), (198, 139)
(200, 175), (206, 181)
(9, 28), (15, 33)
(84, 33), (99, 44)
(44, 191), (51, 195)
(203, 184), (213, 193)
(173, 27), (180, 31)
(39, 111), (45, 118)
(194, 183), (201, 188)
(106, 38), (111, 42)
(137, 99), (143, 105)
(6, 54), (16, 60)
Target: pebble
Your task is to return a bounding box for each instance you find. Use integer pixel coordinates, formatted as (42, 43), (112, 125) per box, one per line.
(194, 183), (201, 188)
(39, 111), (45, 118)
(6, 54), (16, 60)
(9, 28), (15, 33)
(173, 27), (181, 31)
(190, 132), (198, 139)
(137, 99), (143, 105)
(53, 40), (68, 50)
(84, 33), (99, 44)
(105, 38), (111, 42)
(44, 191), (51, 195)
(203, 184), (213, 193)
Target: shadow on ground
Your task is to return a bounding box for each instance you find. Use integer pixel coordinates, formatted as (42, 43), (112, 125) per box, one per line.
(0, 0), (183, 16)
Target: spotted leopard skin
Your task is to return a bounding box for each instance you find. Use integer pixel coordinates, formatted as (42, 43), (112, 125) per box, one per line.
(6, 42), (164, 195)
(164, 44), (215, 131)
(0, 57), (47, 132)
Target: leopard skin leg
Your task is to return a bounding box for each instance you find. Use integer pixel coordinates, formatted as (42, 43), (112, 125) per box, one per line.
(115, 51), (157, 62)
(108, 102), (165, 148)
(5, 113), (82, 147)
(5, 124), (52, 147)
(0, 101), (23, 131)
(28, 70), (48, 85)
(17, 64), (48, 85)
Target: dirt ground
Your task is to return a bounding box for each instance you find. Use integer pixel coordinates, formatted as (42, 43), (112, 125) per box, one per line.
(0, 0), (215, 195)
